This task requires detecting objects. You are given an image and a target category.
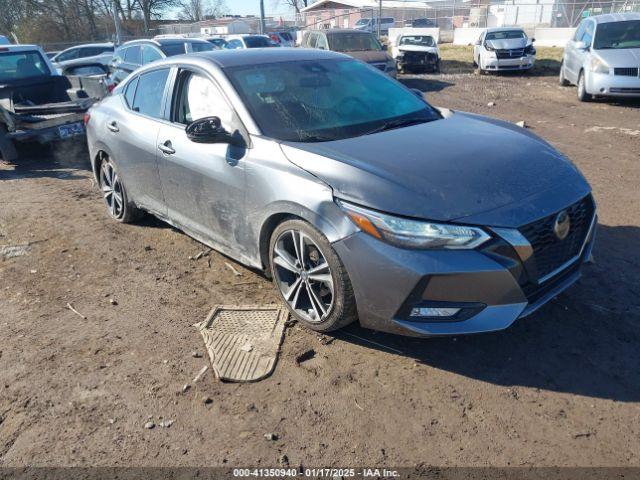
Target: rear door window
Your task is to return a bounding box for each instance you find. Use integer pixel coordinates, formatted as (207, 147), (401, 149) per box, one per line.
(142, 46), (163, 64)
(56, 48), (80, 62)
(131, 68), (170, 119)
(124, 45), (141, 64)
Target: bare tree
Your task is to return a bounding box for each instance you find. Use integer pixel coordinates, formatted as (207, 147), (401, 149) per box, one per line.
(178, 0), (227, 21)
(275, 0), (311, 14)
(135, 0), (181, 32)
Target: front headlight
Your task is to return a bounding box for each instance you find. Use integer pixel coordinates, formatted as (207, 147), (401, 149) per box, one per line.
(339, 200), (491, 250)
(484, 43), (495, 52)
(590, 57), (609, 74)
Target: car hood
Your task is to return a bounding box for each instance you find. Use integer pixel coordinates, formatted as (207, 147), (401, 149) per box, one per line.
(595, 47), (640, 66)
(280, 112), (590, 227)
(342, 50), (391, 63)
(485, 37), (529, 50)
(398, 45), (438, 53)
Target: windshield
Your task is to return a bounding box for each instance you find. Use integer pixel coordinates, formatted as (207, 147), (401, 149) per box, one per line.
(400, 35), (436, 47)
(0, 51), (50, 82)
(226, 58), (440, 143)
(594, 20), (640, 49)
(486, 31), (526, 40)
(329, 33), (381, 52)
(244, 36), (275, 48)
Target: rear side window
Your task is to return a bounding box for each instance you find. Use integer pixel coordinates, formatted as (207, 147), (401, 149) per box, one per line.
(131, 69), (169, 118)
(190, 42), (215, 52)
(142, 46), (162, 64)
(55, 48), (80, 62)
(81, 46), (113, 57)
(160, 43), (186, 56)
(124, 76), (139, 108)
(124, 45), (141, 64)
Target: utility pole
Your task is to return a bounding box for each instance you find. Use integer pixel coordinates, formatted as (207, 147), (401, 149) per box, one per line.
(377, 0), (382, 39)
(112, 0), (122, 45)
(259, 0), (266, 34)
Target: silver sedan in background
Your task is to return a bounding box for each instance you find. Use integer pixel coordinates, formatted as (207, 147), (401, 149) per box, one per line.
(85, 49), (595, 337)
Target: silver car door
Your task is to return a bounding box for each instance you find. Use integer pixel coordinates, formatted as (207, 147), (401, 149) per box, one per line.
(108, 68), (170, 216)
(156, 67), (247, 250)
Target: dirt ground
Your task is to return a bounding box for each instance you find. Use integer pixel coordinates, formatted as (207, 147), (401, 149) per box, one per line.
(1, 58), (640, 470)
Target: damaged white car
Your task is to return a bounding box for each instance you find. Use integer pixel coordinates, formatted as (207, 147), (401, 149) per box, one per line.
(392, 34), (440, 73)
(473, 27), (536, 74)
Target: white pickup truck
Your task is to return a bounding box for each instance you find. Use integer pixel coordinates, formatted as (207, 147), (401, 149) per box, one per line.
(0, 44), (94, 162)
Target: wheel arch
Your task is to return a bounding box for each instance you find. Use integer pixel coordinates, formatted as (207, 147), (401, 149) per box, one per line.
(257, 200), (357, 273)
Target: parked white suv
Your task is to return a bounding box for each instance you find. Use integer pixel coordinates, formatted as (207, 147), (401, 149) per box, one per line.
(559, 12), (640, 101)
(473, 27), (536, 74)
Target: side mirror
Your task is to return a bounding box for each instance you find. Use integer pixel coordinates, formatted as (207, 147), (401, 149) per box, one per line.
(474, 39), (481, 46)
(575, 40), (588, 50)
(186, 116), (240, 145)
(531, 37), (536, 43)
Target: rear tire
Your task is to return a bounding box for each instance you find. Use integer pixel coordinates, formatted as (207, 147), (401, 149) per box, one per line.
(269, 219), (357, 333)
(577, 71), (591, 102)
(97, 153), (141, 223)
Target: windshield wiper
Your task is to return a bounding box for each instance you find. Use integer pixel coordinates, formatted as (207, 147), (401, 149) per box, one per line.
(363, 117), (434, 136)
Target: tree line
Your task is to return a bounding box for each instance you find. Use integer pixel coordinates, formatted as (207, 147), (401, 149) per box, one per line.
(1, 0), (229, 46)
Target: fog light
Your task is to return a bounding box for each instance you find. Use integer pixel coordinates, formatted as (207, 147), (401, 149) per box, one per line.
(410, 307), (460, 318)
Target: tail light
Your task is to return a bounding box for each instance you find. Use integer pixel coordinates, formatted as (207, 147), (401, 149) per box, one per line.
(83, 113), (91, 125)
(107, 83), (116, 93)
(270, 34), (280, 43)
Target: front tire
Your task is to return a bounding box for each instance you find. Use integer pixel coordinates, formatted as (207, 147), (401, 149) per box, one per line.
(559, 61), (570, 86)
(97, 153), (141, 223)
(269, 219), (357, 333)
(577, 71), (591, 102)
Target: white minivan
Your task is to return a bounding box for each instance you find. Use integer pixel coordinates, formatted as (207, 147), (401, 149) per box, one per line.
(559, 12), (640, 101)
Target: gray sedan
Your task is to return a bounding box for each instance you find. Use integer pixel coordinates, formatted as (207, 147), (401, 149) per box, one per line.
(85, 48), (596, 337)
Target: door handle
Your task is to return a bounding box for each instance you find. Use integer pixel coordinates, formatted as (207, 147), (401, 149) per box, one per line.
(107, 121), (119, 132)
(158, 141), (175, 155)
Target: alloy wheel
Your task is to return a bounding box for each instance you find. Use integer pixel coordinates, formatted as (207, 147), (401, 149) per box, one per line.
(100, 159), (124, 219)
(271, 229), (334, 323)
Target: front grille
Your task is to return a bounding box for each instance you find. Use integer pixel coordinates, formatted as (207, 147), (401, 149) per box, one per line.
(495, 48), (525, 59)
(614, 67), (639, 77)
(519, 195), (595, 281)
(403, 52), (436, 64)
(611, 87), (640, 93)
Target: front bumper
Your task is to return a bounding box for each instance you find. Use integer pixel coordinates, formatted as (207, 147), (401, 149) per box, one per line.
(332, 206), (596, 337)
(587, 71), (640, 97)
(483, 55), (535, 71)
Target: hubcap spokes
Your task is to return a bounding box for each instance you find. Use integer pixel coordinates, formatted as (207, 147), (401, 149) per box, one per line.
(272, 230), (334, 323)
(100, 161), (123, 218)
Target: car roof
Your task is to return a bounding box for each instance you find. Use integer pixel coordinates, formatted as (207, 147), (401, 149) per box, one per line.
(0, 44), (45, 52)
(120, 38), (209, 48)
(64, 42), (113, 49)
(324, 29), (373, 35)
(484, 27), (525, 33)
(140, 47), (348, 70)
(588, 12), (640, 24)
